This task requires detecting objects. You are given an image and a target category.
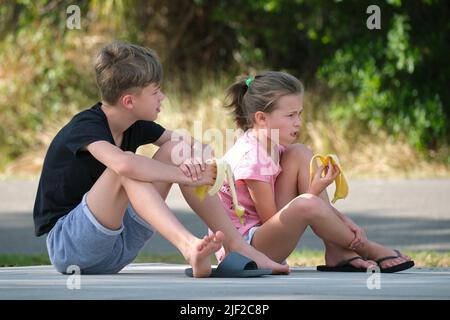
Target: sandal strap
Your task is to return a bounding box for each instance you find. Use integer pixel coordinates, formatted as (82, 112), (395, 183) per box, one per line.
(337, 256), (365, 267)
(376, 249), (402, 264)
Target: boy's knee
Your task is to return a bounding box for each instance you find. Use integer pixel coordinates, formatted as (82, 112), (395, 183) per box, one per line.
(154, 140), (191, 164)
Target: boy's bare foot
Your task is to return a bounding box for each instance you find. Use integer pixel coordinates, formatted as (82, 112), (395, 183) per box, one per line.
(325, 245), (376, 269)
(187, 231), (224, 278)
(229, 244), (290, 275)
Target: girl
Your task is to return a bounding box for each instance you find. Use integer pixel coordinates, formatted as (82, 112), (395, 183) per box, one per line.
(217, 71), (414, 273)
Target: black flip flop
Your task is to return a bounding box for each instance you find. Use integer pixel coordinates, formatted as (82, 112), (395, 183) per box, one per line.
(185, 252), (272, 278)
(317, 256), (369, 272)
(376, 249), (415, 273)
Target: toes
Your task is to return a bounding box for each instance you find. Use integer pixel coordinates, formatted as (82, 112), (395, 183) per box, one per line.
(214, 231), (225, 242)
(366, 260), (377, 267)
(380, 258), (404, 269)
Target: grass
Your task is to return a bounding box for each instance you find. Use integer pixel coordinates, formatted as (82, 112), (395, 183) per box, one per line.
(0, 254), (51, 267)
(286, 250), (450, 268)
(1, 250), (449, 268)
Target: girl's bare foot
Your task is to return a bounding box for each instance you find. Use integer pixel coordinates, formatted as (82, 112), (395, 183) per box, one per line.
(325, 244), (376, 269)
(363, 243), (412, 269)
(227, 243), (290, 275)
(186, 231), (224, 278)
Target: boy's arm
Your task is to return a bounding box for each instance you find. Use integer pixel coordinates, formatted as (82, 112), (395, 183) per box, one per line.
(153, 129), (172, 147)
(86, 140), (192, 184)
(245, 180), (278, 223)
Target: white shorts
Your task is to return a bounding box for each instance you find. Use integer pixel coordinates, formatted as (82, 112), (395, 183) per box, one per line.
(243, 226), (260, 245)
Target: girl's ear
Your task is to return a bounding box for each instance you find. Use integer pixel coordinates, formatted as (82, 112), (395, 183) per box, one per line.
(254, 111), (267, 126)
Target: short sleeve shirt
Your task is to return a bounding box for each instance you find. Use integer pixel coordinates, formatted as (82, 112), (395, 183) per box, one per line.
(218, 130), (285, 236)
(33, 102), (165, 236)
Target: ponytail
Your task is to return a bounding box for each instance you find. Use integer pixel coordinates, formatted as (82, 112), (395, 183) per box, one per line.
(224, 76), (250, 130)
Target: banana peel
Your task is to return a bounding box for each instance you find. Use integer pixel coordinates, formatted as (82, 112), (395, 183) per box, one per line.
(309, 154), (349, 204)
(195, 158), (246, 225)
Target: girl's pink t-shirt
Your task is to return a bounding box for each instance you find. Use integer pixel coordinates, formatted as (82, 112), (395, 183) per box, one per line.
(218, 130), (285, 237)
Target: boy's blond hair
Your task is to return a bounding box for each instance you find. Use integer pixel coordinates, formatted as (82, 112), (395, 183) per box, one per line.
(95, 41), (163, 104)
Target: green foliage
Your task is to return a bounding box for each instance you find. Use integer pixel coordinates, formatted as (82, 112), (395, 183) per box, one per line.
(214, 0), (449, 154)
(0, 0), (448, 167)
(317, 2), (449, 152)
(0, 1), (97, 167)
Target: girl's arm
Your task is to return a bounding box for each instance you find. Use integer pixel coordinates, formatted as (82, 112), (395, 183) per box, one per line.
(246, 180), (278, 223)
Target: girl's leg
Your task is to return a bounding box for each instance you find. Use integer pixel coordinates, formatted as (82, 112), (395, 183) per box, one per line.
(251, 193), (370, 262)
(252, 191), (409, 268)
(275, 144), (368, 266)
(273, 143), (410, 268)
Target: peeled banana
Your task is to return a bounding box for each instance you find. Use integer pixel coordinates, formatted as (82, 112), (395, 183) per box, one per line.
(195, 158), (246, 225)
(309, 154), (349, 203)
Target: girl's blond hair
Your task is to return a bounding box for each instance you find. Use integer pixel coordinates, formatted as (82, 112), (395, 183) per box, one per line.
(225, 71), (304, 131)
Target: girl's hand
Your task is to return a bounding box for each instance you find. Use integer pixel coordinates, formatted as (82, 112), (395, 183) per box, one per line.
(307, 162), (340, 196)
(344, 217), (368, 250)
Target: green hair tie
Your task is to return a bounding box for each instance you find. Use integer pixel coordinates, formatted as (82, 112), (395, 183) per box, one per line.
(245, 76), (254, 87)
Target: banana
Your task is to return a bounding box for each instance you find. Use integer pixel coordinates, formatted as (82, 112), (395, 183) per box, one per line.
(309, 154), (349, 203)
(195, 158), (246, 225)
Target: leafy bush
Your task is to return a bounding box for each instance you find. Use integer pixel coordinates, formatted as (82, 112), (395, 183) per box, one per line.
(319, 12), (448, 153)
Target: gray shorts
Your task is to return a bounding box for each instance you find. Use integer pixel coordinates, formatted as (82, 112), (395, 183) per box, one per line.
(46, 192), (155, 274)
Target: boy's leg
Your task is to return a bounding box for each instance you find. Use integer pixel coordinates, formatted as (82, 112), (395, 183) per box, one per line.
(86, 148), (172, 231)
(85, 147), (223, 277)
(149, 140), (290, 274)
(274, 143), (411, 268)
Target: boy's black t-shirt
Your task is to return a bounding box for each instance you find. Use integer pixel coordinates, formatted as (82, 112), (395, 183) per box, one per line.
(33, 102), (165, 236)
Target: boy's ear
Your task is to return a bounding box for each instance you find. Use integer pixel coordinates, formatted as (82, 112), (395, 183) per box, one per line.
(121, 94), (134, 110)
(254, 111), (267, 125)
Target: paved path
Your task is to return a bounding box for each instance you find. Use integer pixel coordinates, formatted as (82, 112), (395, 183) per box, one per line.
(0, 179), (449, 255)
(0, 264), (449, 299)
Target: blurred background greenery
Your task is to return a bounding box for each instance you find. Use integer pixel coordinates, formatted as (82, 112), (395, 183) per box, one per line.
(0, 0), (449, 178)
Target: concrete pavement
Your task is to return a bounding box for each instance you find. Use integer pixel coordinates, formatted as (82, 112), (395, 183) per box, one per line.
(0, 264), (449, 299)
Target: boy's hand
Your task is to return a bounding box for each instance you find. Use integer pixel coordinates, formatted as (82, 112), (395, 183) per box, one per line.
(179, 158), (205, 181)
(181, 162), (217, 187)
(179, 141), (216, 185)
(308, 162), (340, 196)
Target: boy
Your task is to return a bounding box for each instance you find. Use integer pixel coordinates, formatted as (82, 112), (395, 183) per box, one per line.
(33, 41), (289, 277)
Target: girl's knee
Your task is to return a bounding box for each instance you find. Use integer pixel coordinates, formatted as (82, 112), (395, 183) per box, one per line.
(282, 143), (313, 163)
(290, 194), (324, 221)
(288, 143), (313, 156)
